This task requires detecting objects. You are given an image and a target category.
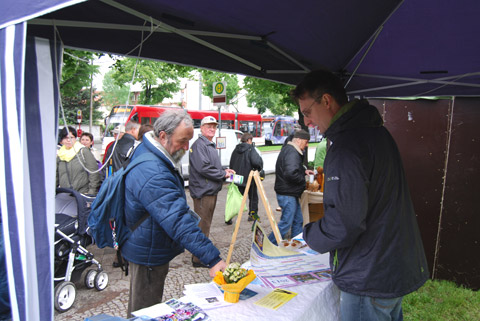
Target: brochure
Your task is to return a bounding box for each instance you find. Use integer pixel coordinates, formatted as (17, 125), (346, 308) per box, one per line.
(254, 288), (297, 310)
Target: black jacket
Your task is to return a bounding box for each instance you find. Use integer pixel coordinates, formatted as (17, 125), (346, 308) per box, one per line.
(104, 133), (137, 172)
(229, 143), (263, 187)
(274, 143), (306, 198)
(304, 99), (429, 298)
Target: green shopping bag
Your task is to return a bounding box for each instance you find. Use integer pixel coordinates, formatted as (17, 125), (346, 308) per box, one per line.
(225, 182), (247, 222)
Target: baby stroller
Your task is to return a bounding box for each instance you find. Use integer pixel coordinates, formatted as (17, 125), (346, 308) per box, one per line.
(54, 188), (109, 312)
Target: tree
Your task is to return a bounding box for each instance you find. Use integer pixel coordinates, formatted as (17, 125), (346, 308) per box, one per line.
(61, 49), (99, 97)
(101, 70), (131, 107)
(60, 89), (103, 126)
(60, 49), (104, 125)
(111, 58), (193, 105)
(197, 70), (240, 106)
(242, 77), (297, 115)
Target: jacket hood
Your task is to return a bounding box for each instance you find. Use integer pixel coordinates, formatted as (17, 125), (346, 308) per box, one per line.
(234, 142), (252, 154)
(325, 99), (383, 140)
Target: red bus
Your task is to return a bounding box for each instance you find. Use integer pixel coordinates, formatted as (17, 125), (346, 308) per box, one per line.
(103, 105), (263, 149)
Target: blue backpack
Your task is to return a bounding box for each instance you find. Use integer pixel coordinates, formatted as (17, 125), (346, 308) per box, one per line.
(87, 152), (157, 249)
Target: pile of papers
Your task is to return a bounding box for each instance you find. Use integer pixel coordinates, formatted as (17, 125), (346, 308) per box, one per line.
(249, 224), (332, 288)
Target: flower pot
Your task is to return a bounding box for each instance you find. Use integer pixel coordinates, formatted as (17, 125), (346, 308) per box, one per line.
(214, 270), (256, 303)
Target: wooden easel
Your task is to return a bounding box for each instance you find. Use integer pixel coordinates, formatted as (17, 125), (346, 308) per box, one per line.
(226, 170), (282, 265)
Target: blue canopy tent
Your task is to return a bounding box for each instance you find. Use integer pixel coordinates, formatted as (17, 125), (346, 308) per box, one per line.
(1, 0), (479, 319)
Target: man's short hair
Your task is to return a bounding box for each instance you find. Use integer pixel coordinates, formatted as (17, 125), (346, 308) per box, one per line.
(241, 133), (253, 143)
(291, 69), (348, 106)
(153, 109), (193, 137)
(125, 121), (140, 132)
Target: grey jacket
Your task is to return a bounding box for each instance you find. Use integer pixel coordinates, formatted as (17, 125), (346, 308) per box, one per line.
(56, 147), (102, 195)
(188, 135), (225, 199)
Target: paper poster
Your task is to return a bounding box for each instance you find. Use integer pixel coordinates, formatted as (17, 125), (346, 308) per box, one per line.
(254, 288), (297, 310)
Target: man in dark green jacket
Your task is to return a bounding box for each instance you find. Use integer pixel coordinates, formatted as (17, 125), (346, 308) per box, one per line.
(292, 69), (429, 321)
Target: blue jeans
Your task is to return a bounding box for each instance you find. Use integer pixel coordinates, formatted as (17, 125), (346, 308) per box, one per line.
(340, 291), (403, 321)
(268, 194), (303, 245)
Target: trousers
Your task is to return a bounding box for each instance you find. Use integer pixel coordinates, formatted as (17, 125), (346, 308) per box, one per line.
(340, 291), (403, 321)
(192, 195), (217, 264)
(238, 182), (259, 213)
(127, 261), (169, 318)
(268, 194), (303, 245)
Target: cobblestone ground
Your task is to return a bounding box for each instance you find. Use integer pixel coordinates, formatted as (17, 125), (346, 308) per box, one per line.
(54, 174), (277, 320)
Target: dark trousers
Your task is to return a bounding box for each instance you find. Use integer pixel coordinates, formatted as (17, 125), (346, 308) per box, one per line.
(192, 195), (217, 264)
(238, 182), (259, 213)
(127, 261), (169, 318)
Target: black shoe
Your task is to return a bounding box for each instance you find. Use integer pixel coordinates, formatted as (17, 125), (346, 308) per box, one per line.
(192, 258), (209, 268)
(112, 261), (121, 268)
(225, 219), (233, 225)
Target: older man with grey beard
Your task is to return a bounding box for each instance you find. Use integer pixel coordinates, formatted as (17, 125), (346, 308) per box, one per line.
(121, 110), (226, 317)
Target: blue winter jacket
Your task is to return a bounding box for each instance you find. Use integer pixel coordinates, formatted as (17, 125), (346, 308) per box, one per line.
(121, 133), (222, 267)
(304, 99), (429, 298)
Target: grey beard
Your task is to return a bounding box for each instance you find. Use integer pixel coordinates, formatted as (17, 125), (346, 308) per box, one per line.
(171, 148), (186, 163)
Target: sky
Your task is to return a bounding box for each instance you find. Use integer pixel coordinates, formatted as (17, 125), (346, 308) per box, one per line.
(93, 55), (115, 90)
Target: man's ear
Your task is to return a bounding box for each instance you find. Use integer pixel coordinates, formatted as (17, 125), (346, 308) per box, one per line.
(323, 93), (333, 108)
(158, 131), (168, 145)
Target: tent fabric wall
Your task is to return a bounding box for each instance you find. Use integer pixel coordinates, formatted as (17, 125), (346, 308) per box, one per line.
(1, 24), (60, 320)
(370, 98), (480, 290)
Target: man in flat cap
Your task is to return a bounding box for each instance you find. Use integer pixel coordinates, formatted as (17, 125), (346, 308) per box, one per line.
(268, 129), (313, 244)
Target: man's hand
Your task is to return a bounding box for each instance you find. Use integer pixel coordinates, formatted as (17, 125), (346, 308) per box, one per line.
(224, 169), (235, 178)
(305, 169), (315, 176)
(209, 260), (227, 278)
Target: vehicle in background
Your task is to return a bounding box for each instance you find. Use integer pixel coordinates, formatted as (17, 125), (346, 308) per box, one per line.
(262, 115), (297, 145)
(308, 126), (322, 143)
(102, 105), (263, 154)
(262, 115), (321, 145)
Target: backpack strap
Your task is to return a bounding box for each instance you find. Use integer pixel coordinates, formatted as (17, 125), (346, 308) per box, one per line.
(115, 152), (157, 276)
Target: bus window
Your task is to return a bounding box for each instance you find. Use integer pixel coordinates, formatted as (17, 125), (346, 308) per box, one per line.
(193, 119), (202, 128)
(130, 113), (139, 123)
(220, 120), (234, 129)
(238, 120), (259, 135)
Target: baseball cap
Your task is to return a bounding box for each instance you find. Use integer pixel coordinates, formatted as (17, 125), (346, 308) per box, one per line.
(201, 116), (218, 126)
(112, 125), (126, 134)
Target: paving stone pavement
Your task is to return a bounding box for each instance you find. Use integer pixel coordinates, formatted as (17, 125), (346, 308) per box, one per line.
(54, 174), (278, 320)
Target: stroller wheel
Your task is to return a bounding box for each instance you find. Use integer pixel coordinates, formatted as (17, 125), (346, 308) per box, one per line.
(54, 281), (76, 312)
(84, 269), (98, 289)
(94, 271), (109, 291)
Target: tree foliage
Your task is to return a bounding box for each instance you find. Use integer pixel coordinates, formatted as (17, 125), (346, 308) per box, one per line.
(111, 58), (193, 105)
(60, 49), (103, 125)
(197, 70), (240, 106)
(101, 70), (131, 107)
(243, 77), (297, 115)
(60, 89), (103, 126)
(61, 49), (99, 97)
